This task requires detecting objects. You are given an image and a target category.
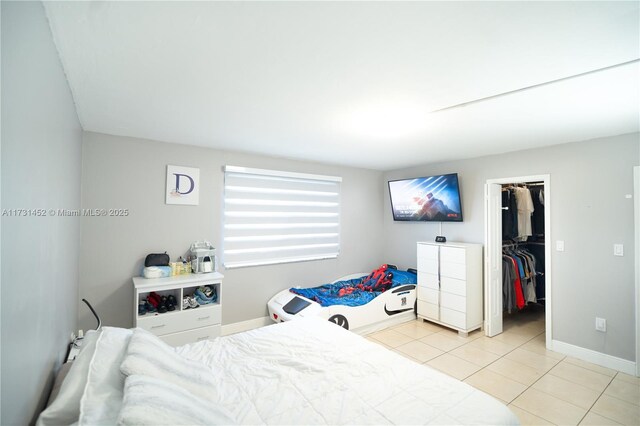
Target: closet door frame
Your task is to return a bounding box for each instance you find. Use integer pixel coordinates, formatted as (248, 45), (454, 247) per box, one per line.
(484, 174), (551, 350)
(634, 166), (639, 376)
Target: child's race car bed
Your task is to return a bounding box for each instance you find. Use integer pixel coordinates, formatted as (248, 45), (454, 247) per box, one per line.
(267, 264), (418, 334)
(38, 319), (519, 425)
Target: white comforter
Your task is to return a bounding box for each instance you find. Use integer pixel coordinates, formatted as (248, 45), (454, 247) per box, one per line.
(171, 318), (518, 425)
(40, 318), (519, 425)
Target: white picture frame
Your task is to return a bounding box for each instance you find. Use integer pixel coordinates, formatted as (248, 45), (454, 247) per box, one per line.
(166, 165), (200, 205)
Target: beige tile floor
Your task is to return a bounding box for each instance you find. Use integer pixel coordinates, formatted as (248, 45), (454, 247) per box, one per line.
(366, 306), (640, 425)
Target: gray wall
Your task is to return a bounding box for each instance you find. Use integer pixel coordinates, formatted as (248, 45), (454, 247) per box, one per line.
(81, 131), (639, 363)
(1, 2), (82, 425)
(79, 132), (384, 330)
(383, 133), (639, 362)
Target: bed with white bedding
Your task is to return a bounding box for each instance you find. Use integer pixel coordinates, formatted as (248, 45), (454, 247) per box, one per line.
(38, 318), (519, 425)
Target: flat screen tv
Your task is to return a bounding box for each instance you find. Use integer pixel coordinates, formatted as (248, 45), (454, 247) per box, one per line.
(388, 173), (463, 222)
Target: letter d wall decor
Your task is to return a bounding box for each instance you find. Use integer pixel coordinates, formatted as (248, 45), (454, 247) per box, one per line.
(166, 165), (200, 205)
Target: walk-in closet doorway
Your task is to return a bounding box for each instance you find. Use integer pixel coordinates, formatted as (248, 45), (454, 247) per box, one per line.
(484, 175), (552, 350)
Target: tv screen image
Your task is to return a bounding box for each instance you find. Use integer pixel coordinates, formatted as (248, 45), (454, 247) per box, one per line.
(388, 173), (463, 222)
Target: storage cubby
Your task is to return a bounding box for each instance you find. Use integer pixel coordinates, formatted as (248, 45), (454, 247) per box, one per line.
(132, 273), (224, 346)
(182, 282), (220, 306)
(137, 288), (181, 314)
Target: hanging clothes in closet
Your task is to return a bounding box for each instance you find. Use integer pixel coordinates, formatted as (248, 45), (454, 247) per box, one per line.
(514, 187), (534, 240)
(502, 184), (543, 241)
(502, 189), (518, 240)
(502, 245), (541, 313)
(529, 186), (545, 236)
(524, 242), (545, 301)
(502, 183), (545, 312)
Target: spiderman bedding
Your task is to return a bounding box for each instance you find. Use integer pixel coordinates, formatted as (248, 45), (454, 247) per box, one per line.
(290, 265), (417, 307)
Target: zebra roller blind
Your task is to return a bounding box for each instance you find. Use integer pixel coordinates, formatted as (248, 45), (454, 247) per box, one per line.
(223, 166), (342, 269)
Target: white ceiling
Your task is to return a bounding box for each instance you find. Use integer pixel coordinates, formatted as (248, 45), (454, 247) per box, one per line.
(44, 1), (639, 171)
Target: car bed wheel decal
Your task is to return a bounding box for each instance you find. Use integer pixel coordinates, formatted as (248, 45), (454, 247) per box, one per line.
(328, 314), (349, 330)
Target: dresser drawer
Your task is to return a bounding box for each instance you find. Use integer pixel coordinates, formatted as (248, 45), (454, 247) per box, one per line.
(417, 256), (438, 274)
(441, 246), (466, 264)
(183, 305), (221, 328)
(441, 292), (466, 312)
(440, 307), (466, 329)
(418, 272), (439, 290)
(441, 276), (466, 296)
(417, 287), (438, 304)
(440, 261), (466, 280)
(137, 304), (221, 336)
(417, 243), (439, 260)
(417, 300), (439, 320)
(159, 325), (221, 347)
(137, 312), (183, 336)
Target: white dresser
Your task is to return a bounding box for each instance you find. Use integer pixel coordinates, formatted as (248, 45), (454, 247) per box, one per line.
(416, 241), (482, 336)
(133, 273), (223, 346)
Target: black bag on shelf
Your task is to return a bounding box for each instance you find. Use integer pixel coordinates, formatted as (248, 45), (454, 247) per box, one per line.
(144, 252), (170, 267)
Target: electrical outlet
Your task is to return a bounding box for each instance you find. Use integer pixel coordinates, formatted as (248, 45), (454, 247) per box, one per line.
(613, 244), (624, 257)
(595, 317), (606, 332)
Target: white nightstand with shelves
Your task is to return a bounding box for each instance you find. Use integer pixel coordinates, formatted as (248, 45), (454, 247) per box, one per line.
(132, 272), (223, 346)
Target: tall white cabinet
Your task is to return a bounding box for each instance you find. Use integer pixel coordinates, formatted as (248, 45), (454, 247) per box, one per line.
(416, 241), (483, 336)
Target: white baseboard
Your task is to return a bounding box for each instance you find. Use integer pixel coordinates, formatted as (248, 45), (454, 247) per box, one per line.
(222, 316), (273, 336)
(551, 339), (637, 376)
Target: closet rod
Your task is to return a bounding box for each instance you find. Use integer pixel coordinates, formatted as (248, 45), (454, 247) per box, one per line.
(502, 241), (522, 247)
(502, 240), (545, 247)
(503, 182), (544, 188)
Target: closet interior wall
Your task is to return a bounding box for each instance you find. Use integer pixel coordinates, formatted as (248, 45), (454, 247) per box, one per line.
(501, 182), (546, 323)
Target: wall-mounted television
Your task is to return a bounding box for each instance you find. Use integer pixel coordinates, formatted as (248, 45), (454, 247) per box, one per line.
(388, 173), (463, 222)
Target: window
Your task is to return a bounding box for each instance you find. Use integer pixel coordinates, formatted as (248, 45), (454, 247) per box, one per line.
(223, 166), (342, 269)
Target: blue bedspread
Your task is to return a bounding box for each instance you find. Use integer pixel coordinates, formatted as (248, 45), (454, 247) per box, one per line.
(290, 269), (417, 307)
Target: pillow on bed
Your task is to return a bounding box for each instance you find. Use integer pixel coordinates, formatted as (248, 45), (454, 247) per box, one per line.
(117, 374), (234, 425)
(78, 327), (133, 426)
(36, 330), (101, 426)
(119, 328), (224, 404)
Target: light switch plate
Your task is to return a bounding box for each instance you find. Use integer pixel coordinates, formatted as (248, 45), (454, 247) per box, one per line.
(556, 241), (565, 252)
(614, 244), (624, 256)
